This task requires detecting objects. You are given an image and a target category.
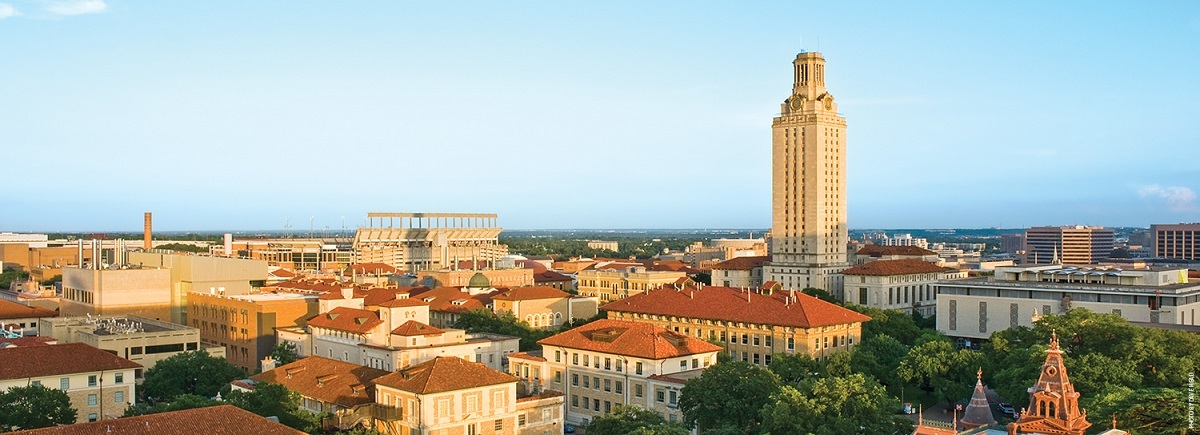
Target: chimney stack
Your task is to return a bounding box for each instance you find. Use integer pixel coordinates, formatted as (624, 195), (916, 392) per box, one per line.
(223, 233), (233, 257)
(143, 212), (152, 250)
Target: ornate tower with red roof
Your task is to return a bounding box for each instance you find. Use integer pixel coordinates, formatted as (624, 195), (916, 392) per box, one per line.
(1006, 331), (1092, 435)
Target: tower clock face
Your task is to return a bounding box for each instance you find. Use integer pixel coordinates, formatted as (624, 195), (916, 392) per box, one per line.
(790, 96), (804, 110)
(823, 97), (833, 110)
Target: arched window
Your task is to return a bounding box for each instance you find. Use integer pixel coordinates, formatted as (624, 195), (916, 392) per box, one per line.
(1038, 400), (1046, 417)
(1048, 402), (1056, 418)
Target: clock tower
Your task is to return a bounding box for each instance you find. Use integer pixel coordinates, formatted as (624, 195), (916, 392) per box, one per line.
(765, 51), (850, 296)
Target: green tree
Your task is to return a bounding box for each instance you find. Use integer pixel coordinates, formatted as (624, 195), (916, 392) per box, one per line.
(896, 338), (981, 405)
(801, 287), (840, 304)
(586, 405), (689, 435)
(1084, 386), (1193, 435)
(849, 334), (908, 386)
(0, 384), (77, 431)
(268, 341), (301, 367)
(767, 352), (822, 385)
(679, 361), (781, 433)
(0, 270), (29, 290)
(846, 305), (921, 345)
(140, 350), (246, 403)
(452, 309), (554, 351)
(226, 382), (323, 432)
(123, 393), (221, 417)
(760, 374), (913, 435)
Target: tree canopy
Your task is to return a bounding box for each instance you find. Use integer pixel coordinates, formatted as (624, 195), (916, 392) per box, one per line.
(760, 374), (913, 435)
(585, 405), (689, 435)
(896, 336), (981, 405)
(225, 382), (324, 432)
(268, 341), (301, 367)
(679, 361), (782, 433)
(140, 350), (246, 403)
(0, 385), (77, 431)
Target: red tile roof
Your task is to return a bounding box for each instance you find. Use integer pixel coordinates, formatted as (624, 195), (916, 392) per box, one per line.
(348, 263), (398, 275)
(10, 405), (304, 435)
(533, 270), (572, 283)
(538, 319), (722, 360)
(856, 245), (937, 256)
(415, 287), (493, 313)
(391, 320), (445, 336)
(373, 356), (518, 394)
(601, 285), (871, 329)
(0, 343), (142, 381)
(840, 259), (947, 276)
(507, 351), (547, 362)
(0, 336), (58, 348)
(376, 297), (429, 308)
(251, 356), (388, 409)
(267, 268), (296, 278)
(307, 307), (383, 334)
(362, 287), (427, 307)
(711, 256), (770, 271)
(0, 299), (57, 320)
(491, 286), (571, 301)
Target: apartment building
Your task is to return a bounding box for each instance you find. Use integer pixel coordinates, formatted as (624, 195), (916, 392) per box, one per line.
(601, 283), (871, 364)
(840, 259), (966, 316)
(1024, 226), (1115, 265)
(372, 356), (564, 435)
(509, 319), (722, 426)
(0, 343), (140, 423)
(1151, 223), (1200, 261)
(935, 264), (1200, 340)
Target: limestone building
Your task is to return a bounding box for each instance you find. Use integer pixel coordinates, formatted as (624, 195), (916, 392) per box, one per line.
(840, 259), (965, 316)
(765, 51), (850, 296)
(709, 256), (769, 289)
(575, 266), (688, 303)
(39, 315), (223, 368)
(60, 266), (173, 321)
(0, 343), (141, 423)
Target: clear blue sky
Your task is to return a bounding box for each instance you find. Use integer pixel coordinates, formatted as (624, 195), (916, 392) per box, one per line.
(2, 1), (1198, 232)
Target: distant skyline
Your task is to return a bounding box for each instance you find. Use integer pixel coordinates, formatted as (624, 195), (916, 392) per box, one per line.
(2, 1), (1198, 232)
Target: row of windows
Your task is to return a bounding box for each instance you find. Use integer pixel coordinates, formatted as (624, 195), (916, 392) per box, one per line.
(37, 372), (125, 392)
(570, 374), (624, 394)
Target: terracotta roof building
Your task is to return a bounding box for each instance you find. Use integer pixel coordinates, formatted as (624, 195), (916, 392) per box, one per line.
(710, 255), (770, 289)
(491, 286), (599, 330)
(576, 266), (688, 303)
(513, 319), (722, 427)
(532, 269), (573, 292)
(372, 356), (565, 435)
(840, 259), (964, 316)
(0, 298), (57, 336)
(853, 245), (941, 266)
(0, 342), (142, 423)
(10, 405), (304, 435)
(602, 284), (870, 364)
(246, 356), (388, 430)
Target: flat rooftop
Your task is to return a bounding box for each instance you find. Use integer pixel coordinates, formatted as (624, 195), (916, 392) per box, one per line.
(938, 276), (1200, 294)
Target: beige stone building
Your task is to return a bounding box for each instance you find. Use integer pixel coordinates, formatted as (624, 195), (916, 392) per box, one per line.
(710, 256), (769, 288)
(491, 286), (599, 330)
(509, 319), (722, 427)
(765, 51), (850, 296)
(243, 356), (390, 430)
(372, 356), (565, 435)
(576, 267), (687, 303)
(354, 212), (508, 272)
(852, 245), (941, 265)
(840, 259), (965, 316)
(602, 283), (871, 364)
(39, 315), (223, 368)
(215, 238), (355, 273)
(0, 343), (140, 423)
(127, 251), (269, 323)
(60, 266), (174, 321)
(418, 268), (534, 289)
(586, 241), (619, 252)
(935, 264), (1200, 340)
(188, 290), (319, 372)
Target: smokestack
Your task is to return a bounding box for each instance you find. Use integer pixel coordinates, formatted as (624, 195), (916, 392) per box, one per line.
(143, 212), (152, 250)
(77, 241), (84, 267)
(91, 239), (99, 270)
(223, 233), (233, 257)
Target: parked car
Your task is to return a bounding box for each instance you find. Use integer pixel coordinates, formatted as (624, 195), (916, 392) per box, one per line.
(998, 402), (1016, 417)
(564, 424), (577, 434)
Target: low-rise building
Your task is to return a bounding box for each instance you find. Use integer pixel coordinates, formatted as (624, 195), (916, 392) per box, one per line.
(0, 298), (57, 336)
(532, 270), (574, 292)
(245, 356), (389, 430)
(602, 283), (871, 364)
(127, 251), (269, 323)
(840, 259), (965, 316)
(709, 256), (770, 289)
(0, 342), (140, 423)
(511, 319), (722, 427)
(60, 266), (173, 321)
(491, 286), (599, 329)
(188, 290), (319, 372)
(852, 245), (940, 265)
(935, 264), (1200, 340)
(9, 404), (304, 435)
(39, 315), (223, 368)
(417, 268), (534, 288)
(371, 356), (564, 435)
(576, 267), (688, 303)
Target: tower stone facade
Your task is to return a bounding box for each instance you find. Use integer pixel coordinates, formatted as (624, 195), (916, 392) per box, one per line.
(765, 51), (849, 296)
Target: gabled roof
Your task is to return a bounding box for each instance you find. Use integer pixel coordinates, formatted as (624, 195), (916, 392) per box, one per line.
(267, 268), (296, 278)
(491, 286), (571, 301)
(376, 297), (429, 309)
(0, 299), (57, 320)
(307, 307), (383, 334)
(10, 405), (304, 435)
(391, 320), (445, 337)
(601, 285), (871, 329)
(362, 287), (426, 307)
(415, 287), (493, 313)
(0, 343), (142, 380)
(373, 356), (517, 394)
(251, 356), (388, 409)
(711, 256), (770, 271)
(533, 270), (572, 283)
(538, 319), (722, 360)
(840, 259), (947, 276)
(856, 245), (937, 256)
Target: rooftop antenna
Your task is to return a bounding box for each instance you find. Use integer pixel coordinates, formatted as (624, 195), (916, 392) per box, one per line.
(309, 216), (315, 239)
(284, 217), (292, 238)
